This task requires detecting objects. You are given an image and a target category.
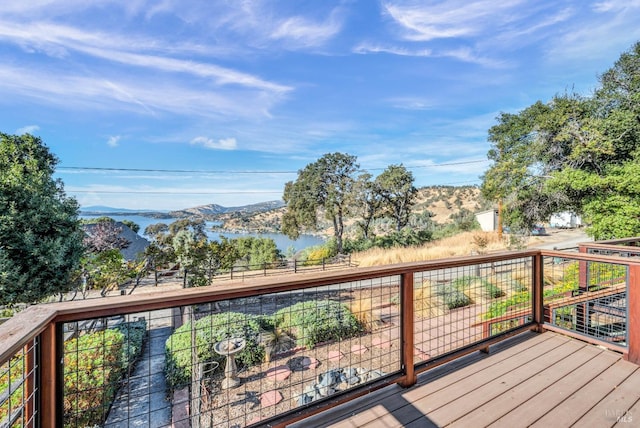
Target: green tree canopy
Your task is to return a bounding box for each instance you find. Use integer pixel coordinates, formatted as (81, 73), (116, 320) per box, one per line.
(282, 152), (359, 253)
(481, 41), (640, 239)
(375, 164), (417, 232)
(0, 133), (84, 304)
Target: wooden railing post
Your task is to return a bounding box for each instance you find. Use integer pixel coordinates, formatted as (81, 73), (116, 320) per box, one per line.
(399, 272), (416, 388)
(40, 322), (59, 428)
(627, 264), (640, 364)
(532, 253), (544, 331)
(24, 342), (35, 428)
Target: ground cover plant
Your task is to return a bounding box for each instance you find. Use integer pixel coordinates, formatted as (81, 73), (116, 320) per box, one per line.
(63, 319), (146, 427)
(0, 355), (25, 425)
(453, 276), (506, 301)
(274, 300), (362, 348)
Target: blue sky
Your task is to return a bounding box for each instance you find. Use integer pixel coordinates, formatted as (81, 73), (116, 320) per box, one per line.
(1, 1), (639, 210)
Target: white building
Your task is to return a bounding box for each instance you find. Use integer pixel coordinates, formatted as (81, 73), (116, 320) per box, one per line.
(475, 209), (499, 232)
(549, 212), (582, 229)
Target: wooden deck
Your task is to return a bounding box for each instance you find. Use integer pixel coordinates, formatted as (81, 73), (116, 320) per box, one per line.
(289, 331), (640, 427)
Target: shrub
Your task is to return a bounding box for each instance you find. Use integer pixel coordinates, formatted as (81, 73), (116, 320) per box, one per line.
(63, 329), (125, 427)
(1, 356), (24, 424)
(115, 319), (147, 368)
(453, 276), (505, 300)
(260, 327), (295, 362)
(433, 283), (473, 310)
(483, 292), (531, 320)
(62, 319), (146, 427)
(274, 300), (362, 348)
(300, 241), (337, 266)
(165, 312), (264, 389)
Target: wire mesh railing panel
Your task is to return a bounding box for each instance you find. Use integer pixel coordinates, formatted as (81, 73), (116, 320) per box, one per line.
(62, 310), (174, 427)
(542, 255), (628, 347)
(0, 338), (37, 428)
(61, 277), (401, 427)
(413, 257), (534, 362)
(170, 278), (401, 427)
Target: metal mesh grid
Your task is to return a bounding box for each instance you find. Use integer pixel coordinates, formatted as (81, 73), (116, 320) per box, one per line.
(413, 257), (533, 361)
(63, 311), (173, 427)
(0, 338), (37, 428)
(61, 277), (401, 427)
(543, 255), (628, 346)
(587, 247), (640, 258)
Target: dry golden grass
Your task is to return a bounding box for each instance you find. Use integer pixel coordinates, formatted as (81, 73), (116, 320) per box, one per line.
(353, 231), (506, 267)
(349, 297), (382, 332)
(414, 282), (446, 318)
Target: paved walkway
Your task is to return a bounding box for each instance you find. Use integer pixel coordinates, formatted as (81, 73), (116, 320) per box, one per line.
(105, 310), (173, 427)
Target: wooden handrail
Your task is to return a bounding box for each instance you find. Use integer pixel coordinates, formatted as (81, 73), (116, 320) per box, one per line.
(3, 249), (640, 364)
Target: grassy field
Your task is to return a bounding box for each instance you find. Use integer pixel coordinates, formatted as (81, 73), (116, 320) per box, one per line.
(352, 231), (507, 267)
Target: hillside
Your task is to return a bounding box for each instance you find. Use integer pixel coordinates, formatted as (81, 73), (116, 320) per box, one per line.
(414, 185), (489, 224)
(218, 185), (490, 234)
(168, 200), (284, 218)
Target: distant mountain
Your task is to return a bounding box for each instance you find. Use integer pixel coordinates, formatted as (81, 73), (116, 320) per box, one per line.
(81, 205), (166, 214)
(168, 200), (285, 218)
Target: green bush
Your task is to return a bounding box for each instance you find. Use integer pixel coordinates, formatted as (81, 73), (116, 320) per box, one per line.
(433, 284), (473, 310)
(299, 240), (337, 266)
(63, 329), (124, 427)
(62, 319), (146, 427)
(165, 312), (264, 389)
(453, 276), (505, 299)
(484, 292), (531, 320)
(274, 300), (362, 348)
(115, 319), (147, 368)
(1, 356), (24, 424)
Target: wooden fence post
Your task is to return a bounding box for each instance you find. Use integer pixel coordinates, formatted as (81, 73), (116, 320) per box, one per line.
(627, 264), (640, 364)
(399, 272), (416, 387)
(24, 342), (35, 428)
(532, 253), (544, 331)
(40, 323), (59, 428)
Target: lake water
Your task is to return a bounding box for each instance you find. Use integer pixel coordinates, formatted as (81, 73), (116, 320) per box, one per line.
(80, 214), (325, 252)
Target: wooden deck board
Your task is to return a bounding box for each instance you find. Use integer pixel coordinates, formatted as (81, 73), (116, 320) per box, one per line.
(413, 338), (587, 426)
(453, 340), (602, 427)
(290, 332), (549, 428)
(529, 360), (638, 428)
(613, 397), (640, 427)
(488, 349), (621, 427)
(288, 332), (640, 428)
(573, 367), (640, 428)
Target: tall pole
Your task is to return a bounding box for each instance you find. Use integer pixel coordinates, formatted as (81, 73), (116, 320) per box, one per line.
(497, 199), (503, 240)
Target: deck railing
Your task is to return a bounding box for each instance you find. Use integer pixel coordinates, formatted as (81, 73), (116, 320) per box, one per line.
(2, 247), (640, 427)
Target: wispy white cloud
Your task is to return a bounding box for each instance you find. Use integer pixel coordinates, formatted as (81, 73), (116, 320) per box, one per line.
(545, 1), (640, 65)
(0, 64), (283, 118)
(593, 0), (640, 12)
(107, 136), (121, 147)
(353, 42), (432, 56)
(15, 124), (40, 134)
(269, 10), (344, 49)
(386, 96), (434, 110)
(0, 21), (291, 93)
(382, 0), (526, 42)
(190, 136), (238, 150)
